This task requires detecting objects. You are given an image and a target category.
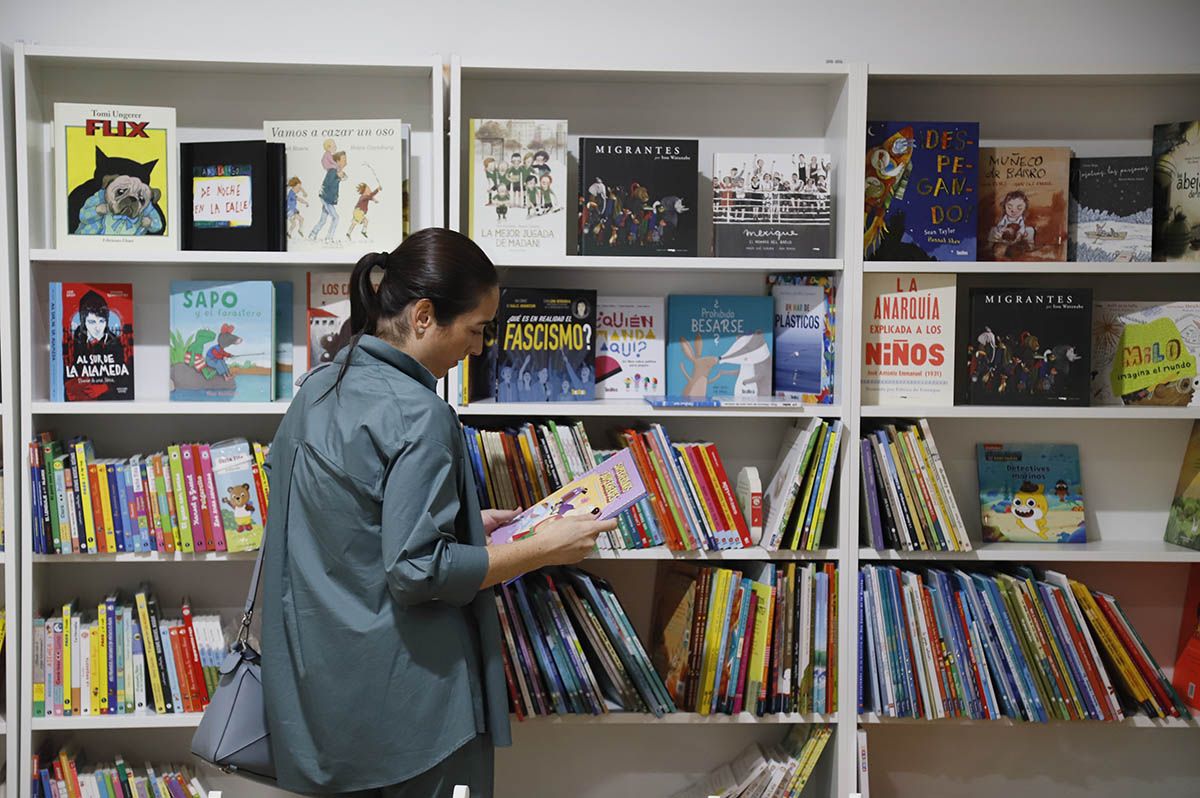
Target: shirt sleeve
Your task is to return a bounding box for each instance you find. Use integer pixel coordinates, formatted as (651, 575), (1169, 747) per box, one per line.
(381, 434), (490, 608)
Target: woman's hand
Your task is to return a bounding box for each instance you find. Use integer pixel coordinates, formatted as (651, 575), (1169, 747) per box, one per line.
(526, 517), (618, 567)
(481, 508), (521, 535)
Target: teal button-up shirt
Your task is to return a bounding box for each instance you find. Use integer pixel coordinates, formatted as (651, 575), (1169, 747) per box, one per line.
(261, 335), (511, 794)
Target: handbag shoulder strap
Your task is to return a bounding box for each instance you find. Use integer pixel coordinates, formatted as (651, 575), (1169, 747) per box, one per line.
(236, 518), (267, 646)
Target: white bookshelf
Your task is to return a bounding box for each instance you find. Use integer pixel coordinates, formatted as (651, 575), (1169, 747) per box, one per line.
(12, 43), (444, 798)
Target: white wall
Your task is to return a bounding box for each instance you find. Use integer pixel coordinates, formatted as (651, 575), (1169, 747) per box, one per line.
(1, 0), (1198, 71)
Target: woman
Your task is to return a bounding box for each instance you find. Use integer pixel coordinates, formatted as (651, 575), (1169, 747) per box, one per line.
(262, 228), (615, 797)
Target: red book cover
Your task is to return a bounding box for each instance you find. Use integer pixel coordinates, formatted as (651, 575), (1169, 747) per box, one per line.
(250, 460), (269, 529)
(499, 434), (532, 510)
(702, 443), (754, 547)
(58, 283), (135, 401)
(180, 445), (209, 552)
(732, 591), (758, 714)
(626, 501), (652, 548)
(682, 567), (711, 712)
(1051, 586), (1111, 720)
(645, 429), (701, 548)
(167, 625), (196, 713)
(1096, 592), (1174, 717)
(197, 445), (227, 551)
(683, 444), (729, 539)
(1173, 564), (1200, 712)
(180, 602), (211, 708)
(919, 583), (948, 718)
(622, 431), (682, 549)
(493, 594), (526, 720)
(87, 463), (107, 552)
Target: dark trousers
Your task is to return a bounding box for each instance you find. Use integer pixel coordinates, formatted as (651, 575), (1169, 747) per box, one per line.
(335, 734), (493, 798)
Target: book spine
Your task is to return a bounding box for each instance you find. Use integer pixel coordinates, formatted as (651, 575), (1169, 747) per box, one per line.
(135, 592), (169, 713)
(108, 462), (128, 552)
(180, 445), (207, 552)
(704, 443), (753, 548)
(167, 446), (194, 553)
(918, 419), (971, 550)
(808, 421), (843, 550)
(158, 622), (184, 714)
(198, 444), (226, 551)
(152, 455), (176, 552)
(73, 442), (97, 551)
(50, 283), (64, 401)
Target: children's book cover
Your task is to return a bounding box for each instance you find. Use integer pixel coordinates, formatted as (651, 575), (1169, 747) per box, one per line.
(54, 103), (178, 249)
(305, 271), (353, 370)
(169, 281), (275, 402)
(1089, 300), (1156, 405)
(493, 288), (596, 402)
(1172, 564), (1200, 709)
(274, 280), (294, 400)
(712, 152), (833, 257)
(771, 280), (829, 401)
(863, 121), (978, 261)
(578, 137), (698, 256)
(666, 295), (774, 399)
(768, 274), (836, 404)
(1104, 302), (1200, 407)
(50, 283), (135, 402)
(469, 119), (568, 261)
(402, 123), (412, 238)
(207, 438), (264, 552)
(1153, 121), (1200, 261)
(489, 449), (647, 545)
(265, 119), (403, 251)
(1166, 424), (1200, 551)
(976, 443), (1086, 543)
(861, 273), (955, 406)
(595, 297), (664, 399)
(181, 140), (286, 251)
(964, 288), (1092, 406)
(978, 147), (1071, 262)
(1068, 156), (1153, 263)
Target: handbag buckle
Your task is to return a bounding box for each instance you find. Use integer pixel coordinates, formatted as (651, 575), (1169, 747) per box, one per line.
(237, 610), (254, 645)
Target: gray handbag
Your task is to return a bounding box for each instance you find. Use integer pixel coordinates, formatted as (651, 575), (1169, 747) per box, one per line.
(190, 536), (276, 783)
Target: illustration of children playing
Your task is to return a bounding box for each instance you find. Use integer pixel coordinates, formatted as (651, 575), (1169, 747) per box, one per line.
(483, 157), (501, 205)
(310, 140), (347, 242)
(285, 177), (309, 239)
(347, 181), (382, 240)
(987, 190), (1037, 257)
(533, 174), (557, 216)
(504, 153), (526, 208)
(494, 184), (511, 223)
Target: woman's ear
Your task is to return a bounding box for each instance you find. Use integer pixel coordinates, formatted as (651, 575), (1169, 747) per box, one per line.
(411, 298), (435, 336)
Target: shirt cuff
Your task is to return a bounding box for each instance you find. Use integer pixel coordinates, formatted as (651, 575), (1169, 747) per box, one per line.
(440, 541), (490, 606)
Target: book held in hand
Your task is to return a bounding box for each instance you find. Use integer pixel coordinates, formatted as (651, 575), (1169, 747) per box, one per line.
(181, 140), (286, 251)
(977, 442), (1086, 543)
(50, 283), (135, 402)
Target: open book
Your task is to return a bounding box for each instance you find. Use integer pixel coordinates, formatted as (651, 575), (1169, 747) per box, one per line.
(489, 448), (648, 545)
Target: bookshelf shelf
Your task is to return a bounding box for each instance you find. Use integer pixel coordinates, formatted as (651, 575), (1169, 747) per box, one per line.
(30, 400), (292, 416)
(863, 261), (1200, 275)
(456, 399), (844, 419)
(858, 540), (1200, 563)
(31, 551), (259, 564)
(31, 713), (204, 731)
(857, 714), (1200, 729)
(29, 249), (363, 267)
(515, 712), (835, 726)
(860, 405), (1200, 420)
(487, 255), (844, 272)
(589, 547), (840, 561)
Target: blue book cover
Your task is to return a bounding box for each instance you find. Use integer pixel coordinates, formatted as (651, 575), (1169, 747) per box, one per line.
(976, 442), (1086, 543)
(49, 282), (64, 401)
(771, 279), (830, 400)
(864, 121), (979, 262)
(274, 280), (294, 400)
(169, 280), (275, 402)
(666, 295), (774, 399)
(106, 462), (126, 553)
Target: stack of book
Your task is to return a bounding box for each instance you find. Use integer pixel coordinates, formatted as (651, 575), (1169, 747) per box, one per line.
(32, 750), (207, 798)
(761, 418), (844, 552)
(29, 435), (269, 556)
(652, 562), (838, 717)
(464, 421), (753, 552)
(495, 567), (672, 719)
(32, 586), (226, 718)
(668, 726), (834, 798)
(860, 420), (970, 551)
(859, 564), (1190, 722)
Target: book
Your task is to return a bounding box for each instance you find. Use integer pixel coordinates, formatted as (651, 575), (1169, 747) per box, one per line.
(208, 438), (266, 553)
(666, 295), (774, 399)
(1153, 121), (1200, 261)
(1068, 156), (1153, 262)
(49, 283), (135, 402)
(978, 146), (1072, 262)
(401, 123), (412, 237)
(1166, 422), (1200, 551)
(735, 467), (763, 545)
(863, 121), (979, 261)
(489, 449), (646, 545)
(180, 140), (286, 251)
(265, 119), (404, 251)
(469, 118), (568, 261)
(964, 287), (1092, 406)
(770, 278), (831, 401)
(54, 102), (178, 249)
(1088, 300), (1157, 405)
(595, 297), (664, 399)
(712, 152), (833, 257)
(168, 281), (276, 402)
(274, 280), (294, 400)
(1105, 302), (1200, 408)
(306, 271), (352, 370)
(578, 137), (698, 256)
(768, 274), (836, 403)
(493, 288), (597, 402)
(977, 443), (1086, 543)
(861, 273), (954, 406)
(1172, 565), (1200, 710)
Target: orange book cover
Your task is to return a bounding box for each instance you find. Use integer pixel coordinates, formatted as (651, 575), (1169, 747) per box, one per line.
(978, 146), (1071, 262)
(1173, 563), (1200, 711)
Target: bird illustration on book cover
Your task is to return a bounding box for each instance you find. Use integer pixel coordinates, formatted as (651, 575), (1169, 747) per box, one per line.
(60, 283), (135, 401)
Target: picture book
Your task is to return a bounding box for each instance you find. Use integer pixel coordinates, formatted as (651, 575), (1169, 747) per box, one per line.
(978, 146), (1072, 262)
(1172, 564), (1200, 709)
(1105, 302), (1200, 407)
(1166, 422), (1200, 551)
(274, 280), (294, 400)
(306, 271), (353, 370)
(964, 288), (1092, 406)
(489, 449), (647, 545)
(578, 137), (699, 256)
(863, 121), (979, 261)
(666, 295), (774, 399)
(469, 119), (568, 261)
(207, 438), (265, 552)
(54, 103), (178, 249)
(771, 279), (831, 401)
(264, 119), (403, 251)
(595, 297), (664, 399)
(402, 123), (412, 238)
(49, 283), (135, 402)
(861, 273), (955, 406)
(712, 152), (833, 257)
(1089, 300), (1156, 405)
(976, 443), (1087, 543)
(169, 281), (275, 402)
(1153, 121), (1200, 261)
(768, 274), (836, 403)
(1068, 156), (1153, 262)
(180, 140), (286, 251)
(493, 288), (596, 402)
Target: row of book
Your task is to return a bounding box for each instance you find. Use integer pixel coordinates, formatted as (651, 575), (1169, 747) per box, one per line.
(29, 435), (269, 556)
(496, 567), (673, 719)
(761, 418), (844, 552)
(668, 726), (834, 798)
(858, 564), (1189, 722)
(32, 587), (225, 718)
(653, 562), (837, 717)
(859, 421), (970, 552)
(33, 749), (208, 798)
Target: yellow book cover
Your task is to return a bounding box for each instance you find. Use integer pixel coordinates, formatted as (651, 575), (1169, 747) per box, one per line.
(136, 591), (167, 714)
(168, 445), (195, 553)
(909, 429), (961, 551)
(893, 428), (938, 545)
(89, 619), (101, 716)
(676, 444), (722, 536)
(152, 453), (179, 551)
(57, 749), (80, 798)
(516, 434), (545, 501)
(96, 601), (109, 713)
(787, 423), (827, 550)
(252, 441), (270, 502)
(808, 424), (842, 551)
(53, 102), (178, 249)
(1071, 579), (1158, 715)
(698, 443), (738, 534)
(74, 441), (98, 551)
(61, 603), (74, 716)
(649, 563), (700, 703)
(888, 428), (931, 550)
(745, 575), (774, 709)
(95, 460), (117, 553)
(698, 568), (732, 715)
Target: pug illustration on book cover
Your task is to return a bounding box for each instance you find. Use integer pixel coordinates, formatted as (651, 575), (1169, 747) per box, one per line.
(54, 103), (178, 249)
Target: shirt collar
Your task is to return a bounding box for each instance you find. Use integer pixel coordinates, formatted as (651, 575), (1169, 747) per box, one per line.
(344, 334), (438, 392)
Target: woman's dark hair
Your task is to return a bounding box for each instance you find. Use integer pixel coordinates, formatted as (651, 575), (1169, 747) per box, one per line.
(324, 228), (498, 396)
